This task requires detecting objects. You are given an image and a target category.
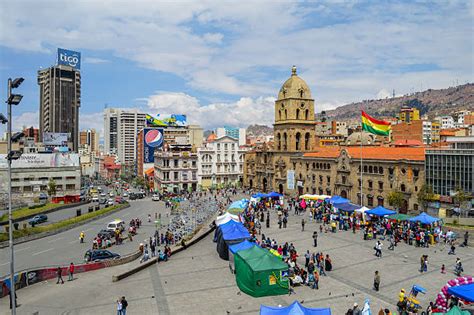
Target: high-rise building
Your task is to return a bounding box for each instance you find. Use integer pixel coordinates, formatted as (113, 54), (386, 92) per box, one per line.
(216, 126), (246, 146)
(38, 65), (81, 151)
(103, 108), (146, 165)
(399, 107), (420, 123)
(79, 129), (99, 152)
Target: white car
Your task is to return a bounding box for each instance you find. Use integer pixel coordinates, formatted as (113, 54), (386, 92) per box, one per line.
(152, 194), (160, 201)
(92, 196), (99, 202)
(107, 198), (114, 206)
(109, 192), (114, 197)
(100, 193), (106, 197)
(122, 192), (129, 198)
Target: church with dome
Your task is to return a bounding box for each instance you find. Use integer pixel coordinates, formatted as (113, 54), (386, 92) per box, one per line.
(243, 66), (426, 214)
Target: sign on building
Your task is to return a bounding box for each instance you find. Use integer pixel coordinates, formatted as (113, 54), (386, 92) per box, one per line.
(144, 128), (164, 163)
(287, 170), (295, 190)
(0, 153), (80, 169)
(57, 48), (81, 70)
(43, 132), (69, 146)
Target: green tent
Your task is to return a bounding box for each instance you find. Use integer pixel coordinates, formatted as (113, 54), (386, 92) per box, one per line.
(389, 213), (413, 221)
(234, 246), (289, 297)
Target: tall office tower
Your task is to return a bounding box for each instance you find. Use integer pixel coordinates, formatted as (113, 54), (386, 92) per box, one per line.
(103, 108), (146, 165)
(79, 129), (99, 152)
(38, 65), (81, 151)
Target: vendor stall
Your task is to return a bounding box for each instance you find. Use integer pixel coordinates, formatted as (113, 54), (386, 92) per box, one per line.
(260, 301), (331, 315)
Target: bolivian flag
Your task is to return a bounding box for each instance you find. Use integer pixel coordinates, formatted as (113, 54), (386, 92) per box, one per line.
(361, 111), (391, 136)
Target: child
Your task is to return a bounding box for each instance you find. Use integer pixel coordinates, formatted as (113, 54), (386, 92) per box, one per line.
(441, 264), (446, 274)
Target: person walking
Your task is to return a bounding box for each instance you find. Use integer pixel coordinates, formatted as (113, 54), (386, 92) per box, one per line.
(80, 231), (85, 243)
(56, 266), (64, 284)
(419, 255), (425, 273)
(116, 298), (123, 315)
(462, 231), (469, 247)
(373, 271), (380, 291)
(313, 231), (318, 247)
(375, 240), (383, 258)
(121, 296), (128, 315)
(312, 270), (319, 290)
(304, 250), (310, 267)
(68, 262), (75, 281)
(301, 218), (305, 232)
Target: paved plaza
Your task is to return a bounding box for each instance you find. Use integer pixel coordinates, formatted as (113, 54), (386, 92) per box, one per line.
(1, 204), (473, 314)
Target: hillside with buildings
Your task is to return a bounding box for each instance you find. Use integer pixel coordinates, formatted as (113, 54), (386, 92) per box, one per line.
(322, 83), (474, 121)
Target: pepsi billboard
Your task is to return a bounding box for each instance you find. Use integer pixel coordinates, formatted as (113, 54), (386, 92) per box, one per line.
(57, 48), (81, 70)
(144, 128), (164, 163)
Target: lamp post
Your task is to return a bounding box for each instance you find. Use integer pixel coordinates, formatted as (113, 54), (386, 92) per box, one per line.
(5, 77), (24, 315)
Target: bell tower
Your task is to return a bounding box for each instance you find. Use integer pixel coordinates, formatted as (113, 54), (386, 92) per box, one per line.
(274, 66), (316, 152)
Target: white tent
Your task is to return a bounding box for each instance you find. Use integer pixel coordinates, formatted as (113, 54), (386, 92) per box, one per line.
(355, 206), (370, 214)
(216, 212), (240, 226)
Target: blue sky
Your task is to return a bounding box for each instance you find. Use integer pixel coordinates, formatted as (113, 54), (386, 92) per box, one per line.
(0, 1), (472, 136)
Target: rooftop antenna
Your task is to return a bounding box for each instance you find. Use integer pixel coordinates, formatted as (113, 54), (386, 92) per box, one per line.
(392, 89), (395, 98)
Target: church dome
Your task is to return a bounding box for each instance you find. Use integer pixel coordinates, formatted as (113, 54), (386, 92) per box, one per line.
(345, 131), (375, 146)
(277, 66), (312, 100)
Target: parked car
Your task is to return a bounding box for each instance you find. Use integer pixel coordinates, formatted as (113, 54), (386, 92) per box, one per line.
(100, 192), (106, 197)
(107, 198), (114, 206)
(92, 195), (99, 202)
(84, 249), (120, 262)
(99, 198), (107, 204)
(106, 219), (125, 232)
(152, 194), (160, 201)
(129, 193), (137, 200)
(39, 192), (48, 200)
(115, 196), (126, 204)
(137, 192), (144, 199)
(97, 229), (115, 239)
(122, 192), (129, 198)
(29, 214), (48, 226)
(109, 192), (115, 197)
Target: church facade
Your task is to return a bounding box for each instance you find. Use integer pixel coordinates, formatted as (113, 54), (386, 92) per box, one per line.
(243, 67), (426, 214)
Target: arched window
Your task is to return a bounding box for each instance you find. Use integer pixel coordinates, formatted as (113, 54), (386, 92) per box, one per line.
(296, 109), (300, 120)
(305, 109), (309, 120)
(401, 184), (406, 192)
(283, 133), (287, 150)
(295, 132), (301, 150)
(284, 109), (287, 120)
(277, 133), (281, 150)
(304, 132), (310, 150)
(369, 165), (373, 173)
(279, 110), (282, 121)
(364, 165), (368, 173)
(379, 167), (383, 174)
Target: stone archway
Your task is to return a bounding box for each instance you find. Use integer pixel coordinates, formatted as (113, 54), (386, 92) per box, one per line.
(340, 190), (347, 199)
(400, 199), (409, 214)
(278, 183), (284, 194)
(263, 178), (268, 192)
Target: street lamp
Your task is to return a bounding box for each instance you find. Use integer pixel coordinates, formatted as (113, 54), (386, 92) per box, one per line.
(4, 77), (24, 315)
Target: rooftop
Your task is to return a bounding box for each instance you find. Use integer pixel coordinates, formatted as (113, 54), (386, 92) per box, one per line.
(304, 146), (426, 161)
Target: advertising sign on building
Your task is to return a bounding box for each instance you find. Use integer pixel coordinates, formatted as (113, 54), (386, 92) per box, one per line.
(0, 153), (80, 169)
(287, 170), (295, 190)
(146, 114), (187, 127)
(57, 48), (81, 70)
(43, 132), (69, 146)
(144, 128), (164, 163)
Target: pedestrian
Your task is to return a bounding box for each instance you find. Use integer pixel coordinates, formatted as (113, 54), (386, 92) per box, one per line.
(419, 255), (425, 272)
(462, 231), (469, 247)
(283, 216), (287, 228)
(313, 231), (318, 247)
(423, 255), (428, 272)
(121, 296), (128, 315)
(441, 264), (446, 274)
(374, 240), (383, 258)
(301, 218), (305, 232)
(8, 289), (17, 310)
(448, 243), (456, 255)
(304, 250), (310, 267)
(373, 271), (380, 291)
(278, 218), (282, 229)
(312, 270), (319, 289)
(56, 266), (64, 284)
(68, 262), (75, 281)
(352, 302), (362, 315)
(116, 298), (123, 315)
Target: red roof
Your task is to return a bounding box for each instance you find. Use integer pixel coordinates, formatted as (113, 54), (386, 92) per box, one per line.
(394, 139), (424, 147)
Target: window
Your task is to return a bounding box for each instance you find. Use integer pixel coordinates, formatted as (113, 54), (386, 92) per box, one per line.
(277, 133), (281, 150)
(388, 167), (394, 175)
(378, 181), (383, 190)
(295, 132), (301, 150)
(364, 165), (368, 173)
(174, 159), (178, 168)
(414, 203), (419, 211)
(401, 184), (406, 192)
(192, 161), (196, 167)
(174, 172), (179, 180)
(217, 144), (220, 150)
(279, 110), (282, 121)
(296, 109), (300, 120)
(413, 169), (419, 177)
(283, 133), (288, 150)
(369, 166), (373, 173)
(401, 168), (406, 175)
(368, 180), (373, 189)
(327, 176), (330, 184)
(367, 195), (374, 207)
(304, 132), (310, 150)
(342, 176), (346, 184)
(224, 143), (228, 150)
(377, 197), (384, 207)
(379, 167), (383, 174)
(305, 109), (309, 120)
(319, 175), (323, 183)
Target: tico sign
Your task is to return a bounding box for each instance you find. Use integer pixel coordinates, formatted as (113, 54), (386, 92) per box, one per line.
(57, 48), (81, 70)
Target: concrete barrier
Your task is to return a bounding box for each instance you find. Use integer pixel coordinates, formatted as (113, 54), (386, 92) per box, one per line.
(112, 223), (217, 282)
(0, 203), (130, 248)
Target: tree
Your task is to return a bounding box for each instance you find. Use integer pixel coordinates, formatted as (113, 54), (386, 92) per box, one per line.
(387, 191), (404, 210)
(417, 184), (435, 211)
(453, 186), (472, 217)
(47, 179), (57, 196)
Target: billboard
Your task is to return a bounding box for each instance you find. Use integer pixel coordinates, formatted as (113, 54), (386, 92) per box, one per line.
(43, 132), (69, 146)
(144, 128), (164, 163)
(0, 153), (80, 169)
(146, 114), (187, 127)
(287, 170), (295, 190)
(57, 48), (81, 70)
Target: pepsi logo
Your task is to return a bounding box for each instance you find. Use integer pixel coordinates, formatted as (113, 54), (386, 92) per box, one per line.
(145, 129), (163, 148)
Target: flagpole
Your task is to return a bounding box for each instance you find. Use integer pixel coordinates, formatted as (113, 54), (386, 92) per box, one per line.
(360, 104), (364, 208)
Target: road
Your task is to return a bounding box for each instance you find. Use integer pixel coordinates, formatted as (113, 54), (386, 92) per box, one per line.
(0, 197), (168, 277)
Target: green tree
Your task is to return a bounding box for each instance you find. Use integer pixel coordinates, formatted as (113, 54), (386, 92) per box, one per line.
(453, 186), (472, 216)
(417, 184), (435, 211)
(387, 191), (404, 210)
(47, 179), (57, 196)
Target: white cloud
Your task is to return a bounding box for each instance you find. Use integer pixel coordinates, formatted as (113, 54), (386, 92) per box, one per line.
(146, 92), (274, 129)
(12, 111), (39, 132)
(84, 57), (109, 64)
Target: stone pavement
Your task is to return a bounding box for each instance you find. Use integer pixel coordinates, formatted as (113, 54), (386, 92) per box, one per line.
(2, 202), (473, 314)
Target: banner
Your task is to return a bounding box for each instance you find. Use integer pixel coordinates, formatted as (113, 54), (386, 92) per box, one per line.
(43, 132), (69, 146)
(144, 128), (164, 163)
(146, 114), (187, 127)
(0, 153), (80, 169)
(287, 170), (295, 190)
(57, 48), (81, 70)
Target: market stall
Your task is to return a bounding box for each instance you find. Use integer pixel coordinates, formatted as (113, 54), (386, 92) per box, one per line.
(260, 301), (331, 315)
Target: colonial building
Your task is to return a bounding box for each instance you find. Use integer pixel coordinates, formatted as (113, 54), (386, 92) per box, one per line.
(244, 66), (427, 214)
(197, 135), (246, 189)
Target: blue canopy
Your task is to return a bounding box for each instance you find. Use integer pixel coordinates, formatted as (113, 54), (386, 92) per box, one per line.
(252, 192), (268, 198)
(222, 222), (250, 241)
(228, 199), (248, 210)
(260, 301), (331, 315)
(229, 240), (255, 254)
(334, 203), (361, 213)
(408, 212), (440, 225)
(366, 206), (396, 217)
(447, 283), (474, 302)
(329, 195), (349, 204)
(267, 191), (283, 198)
